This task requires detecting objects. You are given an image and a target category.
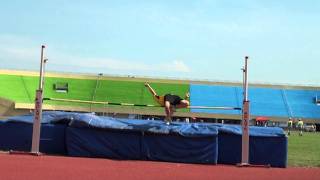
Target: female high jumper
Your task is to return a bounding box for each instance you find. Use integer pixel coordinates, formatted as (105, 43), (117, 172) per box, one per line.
(144, 82), (189, 124)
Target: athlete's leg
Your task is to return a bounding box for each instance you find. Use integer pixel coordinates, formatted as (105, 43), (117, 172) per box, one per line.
(145, 82), (158, 97)
(164, 101), (172, 123)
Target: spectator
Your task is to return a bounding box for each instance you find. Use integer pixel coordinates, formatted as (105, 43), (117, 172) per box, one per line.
(297, 118), (304, 136)
(287, 117), (293, 135)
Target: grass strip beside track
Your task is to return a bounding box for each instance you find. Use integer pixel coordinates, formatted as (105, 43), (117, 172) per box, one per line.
(287, 131), (320, 167)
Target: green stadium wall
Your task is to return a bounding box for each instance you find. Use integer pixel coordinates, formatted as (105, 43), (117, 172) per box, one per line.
(0, 74), (190, 112)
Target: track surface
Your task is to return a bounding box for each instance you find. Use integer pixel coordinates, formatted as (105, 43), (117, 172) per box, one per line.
(0, 153), (319, 180)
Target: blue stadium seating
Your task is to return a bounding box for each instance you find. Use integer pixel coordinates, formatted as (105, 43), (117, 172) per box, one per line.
(190, 84), (241, 115)
(190, 84), (320, 119)
(285, 89), (320, 119)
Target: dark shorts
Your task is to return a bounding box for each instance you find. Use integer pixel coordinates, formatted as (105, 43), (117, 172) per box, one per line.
(164, 94), (182, 106)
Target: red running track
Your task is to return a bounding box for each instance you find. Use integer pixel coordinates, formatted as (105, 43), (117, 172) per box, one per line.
(0, 153), (319, 180)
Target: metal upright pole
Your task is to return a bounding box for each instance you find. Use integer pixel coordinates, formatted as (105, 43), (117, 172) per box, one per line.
(31, 45), (46, 154)
(241, 56), (250, 165)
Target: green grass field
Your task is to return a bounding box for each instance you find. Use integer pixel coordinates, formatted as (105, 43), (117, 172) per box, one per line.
(287, 131), (320, 167)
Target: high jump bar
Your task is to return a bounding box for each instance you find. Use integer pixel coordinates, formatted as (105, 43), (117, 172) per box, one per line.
(44, 97), (241, 110)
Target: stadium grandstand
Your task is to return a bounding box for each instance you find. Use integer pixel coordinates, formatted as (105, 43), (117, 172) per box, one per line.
(1, 69), (320, 127)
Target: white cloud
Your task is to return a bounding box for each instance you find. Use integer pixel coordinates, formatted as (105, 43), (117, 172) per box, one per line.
(0, 34), (39, 62)
(51, 56), (191, 73)
(0, 34), (191, 74)
(0, 46), (39, 60)
(162, 60), (190, 73)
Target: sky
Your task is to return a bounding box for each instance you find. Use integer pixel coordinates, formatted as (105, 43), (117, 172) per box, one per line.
(0, 0), (320, 86)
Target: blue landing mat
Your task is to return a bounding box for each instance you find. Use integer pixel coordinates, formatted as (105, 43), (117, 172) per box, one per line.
(0, 111), (287, 167)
